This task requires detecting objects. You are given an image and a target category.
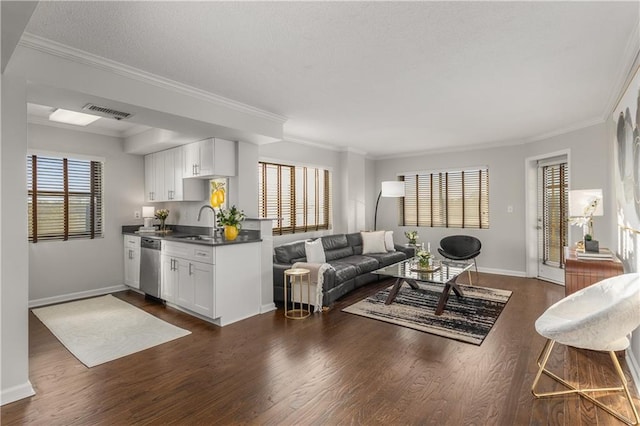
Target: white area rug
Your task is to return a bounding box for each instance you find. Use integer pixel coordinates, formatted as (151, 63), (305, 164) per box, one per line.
(32, 294), (191, 367)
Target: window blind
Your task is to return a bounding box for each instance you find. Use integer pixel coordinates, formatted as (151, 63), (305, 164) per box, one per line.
(538, 162), (568, 266)
(27, 154), (104, 242)
(400, 168), (489, 229)
(258, 161), (331, 235)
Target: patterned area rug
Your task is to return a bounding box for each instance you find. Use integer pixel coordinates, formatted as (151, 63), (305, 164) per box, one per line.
(343, 281), (512, 345)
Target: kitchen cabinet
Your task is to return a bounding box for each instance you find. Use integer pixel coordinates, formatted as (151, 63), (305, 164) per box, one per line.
(183, 138), (236, 178)
(162, 241), (215, 319)
(145, 148), (203, 202)
(124, 235), (141, 289)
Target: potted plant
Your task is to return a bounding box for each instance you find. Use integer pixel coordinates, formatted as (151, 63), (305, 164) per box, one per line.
(216, 205), (245, 241)
(584, 234), (599, 253)
(416, 249), (432, 269)
(404, 230), (419, 246)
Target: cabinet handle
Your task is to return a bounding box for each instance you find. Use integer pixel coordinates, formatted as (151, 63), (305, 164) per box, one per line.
(171, 258), (176, 271)
(188, 262), (193, 276)
(192, 164), (195, 175)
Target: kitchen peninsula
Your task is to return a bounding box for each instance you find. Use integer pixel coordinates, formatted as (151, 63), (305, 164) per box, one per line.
(123, 225), (262, 326)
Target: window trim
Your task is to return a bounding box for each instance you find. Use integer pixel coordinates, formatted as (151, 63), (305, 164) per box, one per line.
(258, 160), (332, 235)
(27, 152), (105, 243)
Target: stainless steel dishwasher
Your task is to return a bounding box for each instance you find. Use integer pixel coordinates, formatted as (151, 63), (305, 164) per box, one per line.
(140, 237), (162, 300)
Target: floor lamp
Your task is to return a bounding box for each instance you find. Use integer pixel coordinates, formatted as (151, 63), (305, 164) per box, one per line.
(374, 181), (405, 231)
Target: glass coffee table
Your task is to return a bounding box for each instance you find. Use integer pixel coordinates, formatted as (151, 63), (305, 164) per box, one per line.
(373, 258), (474, 316)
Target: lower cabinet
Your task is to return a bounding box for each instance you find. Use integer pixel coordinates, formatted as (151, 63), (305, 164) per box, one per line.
(162, 242), (215, 319)
(160, 240), (260, 326)
(124, 235), (141, 289)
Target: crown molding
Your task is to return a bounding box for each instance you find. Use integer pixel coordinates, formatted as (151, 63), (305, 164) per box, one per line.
(283, 134), (372, 157)
(603, 21), (640, 118)
(524, 116), (604, 144)
(19, 33), (288, 125)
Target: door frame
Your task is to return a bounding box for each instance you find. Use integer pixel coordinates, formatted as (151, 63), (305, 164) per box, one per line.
(524, 149), (571, 282)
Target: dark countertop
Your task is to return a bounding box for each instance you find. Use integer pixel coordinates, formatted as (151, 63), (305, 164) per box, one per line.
(122, 225), (262, 247)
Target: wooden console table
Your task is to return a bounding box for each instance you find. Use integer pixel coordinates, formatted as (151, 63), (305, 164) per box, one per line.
(564, 247), (624, 296)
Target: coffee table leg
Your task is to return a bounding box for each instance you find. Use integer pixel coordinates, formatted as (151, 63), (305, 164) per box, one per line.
(435, 278), (465, 316)
(385, 278), (404, 305)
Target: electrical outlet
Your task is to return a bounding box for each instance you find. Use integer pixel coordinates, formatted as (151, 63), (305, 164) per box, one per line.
(134, 210), (141, 219)
(507, 205), (513, 213)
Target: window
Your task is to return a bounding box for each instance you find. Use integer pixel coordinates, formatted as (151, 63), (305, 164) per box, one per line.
(400, 167), (489, 228)
(258, 161), (331, 235)
(27, 154), (104, 242)
(538, 161), (568, 266)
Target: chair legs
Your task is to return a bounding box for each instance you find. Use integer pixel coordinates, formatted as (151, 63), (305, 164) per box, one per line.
(467, 258), (479, 286)
(531, 339), (640, 425)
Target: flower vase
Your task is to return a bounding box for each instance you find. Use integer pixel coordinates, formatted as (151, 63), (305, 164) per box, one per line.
(224, 225), (238, 241)
(160, 219), (166, 232)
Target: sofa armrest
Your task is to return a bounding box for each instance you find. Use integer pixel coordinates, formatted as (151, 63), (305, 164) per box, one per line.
(395, 244), (415, 258)
(273, 263), (292, 288)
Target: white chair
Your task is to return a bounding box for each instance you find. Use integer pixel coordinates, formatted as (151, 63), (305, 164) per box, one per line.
(531, 273), (640, 425)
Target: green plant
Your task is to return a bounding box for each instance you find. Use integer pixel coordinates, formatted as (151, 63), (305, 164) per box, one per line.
(404, 230), (419, 245)
(584, 234), (592, 241)
(216, 205), (245, 228)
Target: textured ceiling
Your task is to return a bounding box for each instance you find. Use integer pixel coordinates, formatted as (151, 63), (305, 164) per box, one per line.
(25, 1), (639, 157)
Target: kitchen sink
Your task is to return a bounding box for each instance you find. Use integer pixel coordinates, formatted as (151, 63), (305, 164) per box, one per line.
(175, 235), (217, 241)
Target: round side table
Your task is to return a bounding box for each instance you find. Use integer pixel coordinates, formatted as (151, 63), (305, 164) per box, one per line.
(283, 268), (311, 319)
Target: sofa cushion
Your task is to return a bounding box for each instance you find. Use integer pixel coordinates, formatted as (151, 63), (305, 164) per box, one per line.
(338, 255), (380, 274)
(384, 231), (396, 252)
(325, 246), (354, 261)
(325, 262), (357, 286)
(274, 240), (306, 264)
(366, 251), (408, 268)
(321, 234), (349, 250)
(346, 232), (363, 255)
(305, 238), (326, 263)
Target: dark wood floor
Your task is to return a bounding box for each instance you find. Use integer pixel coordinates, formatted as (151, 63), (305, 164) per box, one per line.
(2, 273), (639, 425)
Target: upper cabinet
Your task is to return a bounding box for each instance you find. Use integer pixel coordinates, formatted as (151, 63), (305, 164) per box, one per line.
(145, 147), (204, 202)
(183, 138), (236, 179)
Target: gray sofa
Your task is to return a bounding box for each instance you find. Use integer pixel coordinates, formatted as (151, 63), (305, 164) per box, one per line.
(273, 232), (414, 307)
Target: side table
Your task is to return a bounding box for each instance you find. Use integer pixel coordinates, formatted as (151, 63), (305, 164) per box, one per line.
(283, 268), (311, 319)
(564, 247), (624, 296)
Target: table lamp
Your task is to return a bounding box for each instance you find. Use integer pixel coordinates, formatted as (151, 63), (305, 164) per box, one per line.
(141, 206), (156, 231)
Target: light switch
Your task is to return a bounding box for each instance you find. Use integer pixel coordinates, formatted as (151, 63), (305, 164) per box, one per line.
(507, 205), (513, 213)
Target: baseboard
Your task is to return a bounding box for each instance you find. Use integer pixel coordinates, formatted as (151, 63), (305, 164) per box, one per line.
(260, 303), (276, 314)
(28, 285), (129, 308)
(1, 381), (35, 406)
(627, 348), (640, 392)
(477, 267), (526, 278)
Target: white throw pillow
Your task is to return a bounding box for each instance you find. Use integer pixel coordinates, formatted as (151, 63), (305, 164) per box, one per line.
(304, 238), (326, 263)
(361, 231), (387, 254)
(385, 231), (396, 252)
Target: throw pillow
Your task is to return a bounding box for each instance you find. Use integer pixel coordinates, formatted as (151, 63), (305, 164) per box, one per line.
(385, 231), (396, 252)
(361, 231), (387, 254)
(304, 238), (326, 263)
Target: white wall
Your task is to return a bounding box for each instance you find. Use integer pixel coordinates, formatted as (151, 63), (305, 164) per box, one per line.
(27, 123), (145, 303)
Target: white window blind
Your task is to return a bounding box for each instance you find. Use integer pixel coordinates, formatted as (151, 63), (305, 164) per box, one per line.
(27, 154), (104, 242)
(400, 168), (489, 229)
(258, 161), (331, 235)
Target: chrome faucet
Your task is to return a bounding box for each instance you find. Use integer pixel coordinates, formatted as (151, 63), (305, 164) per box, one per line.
(197, 205), (220, 236)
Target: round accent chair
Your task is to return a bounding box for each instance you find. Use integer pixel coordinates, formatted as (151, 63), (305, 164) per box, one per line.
(531, 273), (640, 425)
(437, 235), (481, 284)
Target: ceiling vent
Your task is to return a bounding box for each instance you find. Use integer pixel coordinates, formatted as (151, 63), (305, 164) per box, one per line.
(82, 103), (133, 121)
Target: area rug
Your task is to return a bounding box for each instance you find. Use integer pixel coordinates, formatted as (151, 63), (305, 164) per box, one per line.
(343, 282), (511, 345)
(32, 294), (191, 367)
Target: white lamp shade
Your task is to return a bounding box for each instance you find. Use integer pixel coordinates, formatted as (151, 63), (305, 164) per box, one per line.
(568, 189), (603, 217)
(381, 181), (405, 197)
(142, 206), (155, 218)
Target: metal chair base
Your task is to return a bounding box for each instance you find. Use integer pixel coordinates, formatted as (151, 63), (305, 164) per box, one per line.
(531, 339), (640, 425)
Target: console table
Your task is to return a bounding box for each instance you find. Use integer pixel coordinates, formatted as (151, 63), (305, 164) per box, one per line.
(564, 247), (624, 296)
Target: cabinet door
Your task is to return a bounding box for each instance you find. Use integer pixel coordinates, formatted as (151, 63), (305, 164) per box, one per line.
(144, 154), (156, 202)
(183, 142), (200, 178)
(161, 254), (177, 303)
(164, 149), (177, 201)
(198, 139), (215, 176)
(124, 246), (141, 289)
(176, 258), (195, 308)
(153, 152), (166, 201)
(192, 261), (214, 318)
(213, 138), (237, 177)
